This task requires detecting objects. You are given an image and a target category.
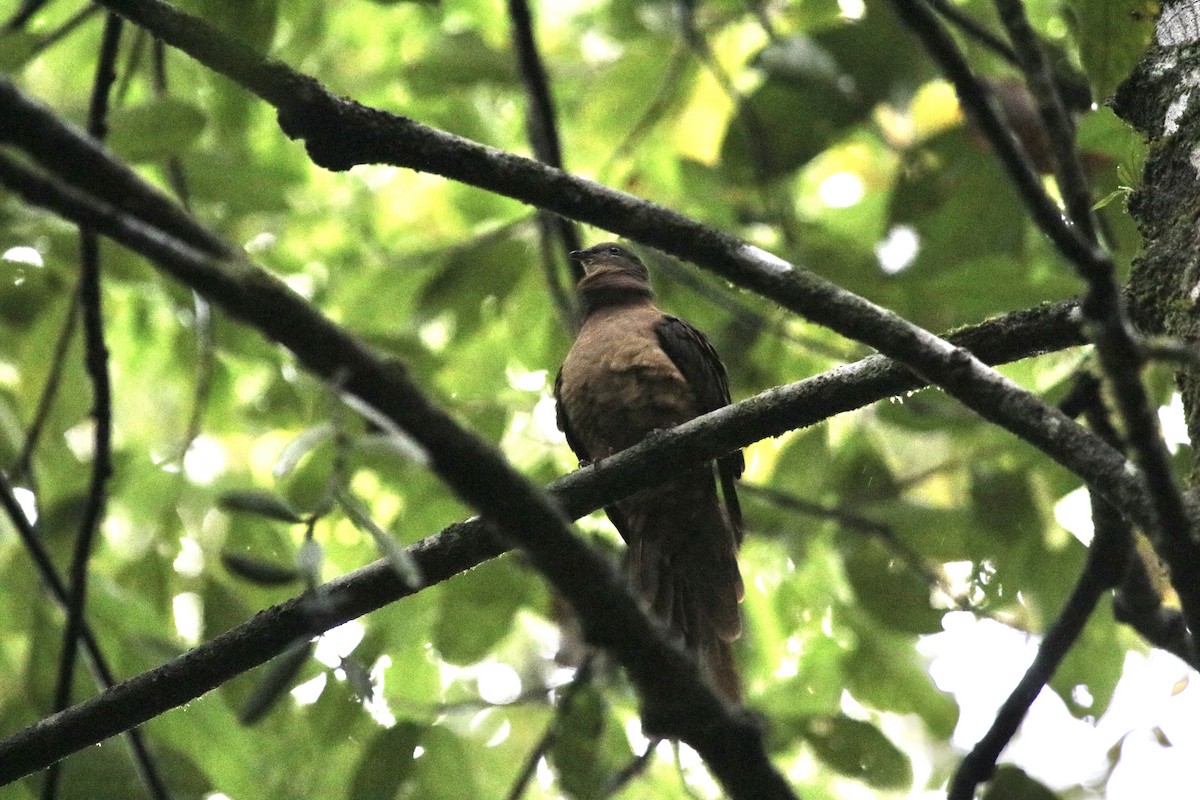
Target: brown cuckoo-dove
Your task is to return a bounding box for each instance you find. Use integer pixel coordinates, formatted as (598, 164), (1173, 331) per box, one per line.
(554, 242), (745, 702)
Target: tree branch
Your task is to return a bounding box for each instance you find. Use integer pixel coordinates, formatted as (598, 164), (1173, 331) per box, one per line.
(4, 4), (1160, 552)
(886, 0), (1099, 267)
(989, 0), (1200, 647)
(0, 165), (1125, 782)
(45, 15), (150, 800)
(948, 373), (1135, 799)
(0, 470), (171, 800)
(0, 152), (793, 800)
(506, 0), (582, 326)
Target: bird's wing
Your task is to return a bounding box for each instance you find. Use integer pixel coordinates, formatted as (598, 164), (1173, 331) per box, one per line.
(553, 367), (637, 545)
(553, 367), (587, 464)
(655, 315), (745, 534)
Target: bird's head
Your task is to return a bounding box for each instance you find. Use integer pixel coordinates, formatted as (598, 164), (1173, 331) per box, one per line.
(570, 243), (655, 314)
(570, 243), (650, 282)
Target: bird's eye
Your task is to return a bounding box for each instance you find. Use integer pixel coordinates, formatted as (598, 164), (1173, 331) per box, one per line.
(607, 245), (620, 255)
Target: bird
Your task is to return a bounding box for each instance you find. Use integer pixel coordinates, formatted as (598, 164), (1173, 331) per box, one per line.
(554, 242), (745, 702)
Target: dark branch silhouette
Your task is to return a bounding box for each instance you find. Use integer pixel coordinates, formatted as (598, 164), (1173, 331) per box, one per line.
(8, 2), (1154, 549)
(506, 0), (582, 327)
(0, 152), (793, 800)
(45, 15), (157, 800)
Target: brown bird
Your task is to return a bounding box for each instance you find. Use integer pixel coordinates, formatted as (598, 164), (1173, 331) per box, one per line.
(554, 242), (745, 702)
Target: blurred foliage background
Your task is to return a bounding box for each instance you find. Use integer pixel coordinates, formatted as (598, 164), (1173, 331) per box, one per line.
(0, 0), (1176, 798)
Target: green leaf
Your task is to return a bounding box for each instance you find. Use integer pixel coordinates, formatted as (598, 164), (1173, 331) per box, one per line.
(982, 764), (1061, 800)
(0, 253), (54, 327)
(720, 61), (868, 183)
(218, 489), (304, 523)
(106, 97), (207, 163)
(432, 555), (532, 665)
(336, 488), (422, 588)
(0, 31), (39, 71)
(409, 726), (482, 800)
(220, 552), (302, 586)
(969, 464), (1043, 546)
(406, 30), (517, 94)
(841, 535), (944, 634)
(842, 623), (960, 738)
(800, 714), (912, 790)
(550, 685), (634, 800)
(1049, 600), (1125, 718)
(1065, 0), (1157, 100)
(347, 722), (425, 800)
(239, 639), (314, 725)
(887, 130), (1028, 305)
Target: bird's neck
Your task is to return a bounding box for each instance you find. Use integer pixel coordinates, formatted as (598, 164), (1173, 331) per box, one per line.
(578, 273), (655, 317)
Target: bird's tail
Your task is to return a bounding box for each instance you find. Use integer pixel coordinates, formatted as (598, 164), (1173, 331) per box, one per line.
(623, 481), (744, 702)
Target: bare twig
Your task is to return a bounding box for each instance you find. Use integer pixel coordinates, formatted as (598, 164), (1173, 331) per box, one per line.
(0, 471), (171, 800)
(506, 0), (582, 327)
(995, 0), (1200, 650)
(949, 373), (1134, 799)
(10, 281), (80, 483)
(893, 0), (1200, 660)
(948, 482), (1131, 799)
(20, 4), (103, 58)
(0, 153), (794, 800)
(505, 656), (595, 800)
(991, 0), (1096, 242)
(43, 14), (123, 800)
(926, 0), (1017, 64)
(886, 0), (1098, 267)
(599, 45), (689, 182)
(603, 737), (661, 797)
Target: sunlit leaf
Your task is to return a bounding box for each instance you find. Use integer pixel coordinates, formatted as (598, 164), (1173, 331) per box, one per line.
(800, 714), (913, 790)
(218, 489), (305, 523)
(107, 97), (207, 163)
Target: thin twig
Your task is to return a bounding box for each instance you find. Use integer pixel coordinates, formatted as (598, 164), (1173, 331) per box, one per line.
(10, 281), (80, 483)
(991, 0), (1096, 242)
(743, 483), (951, 598)
(894, 0), (1200, 660)
(604, 738), (661, 797)
(599, 45), (690, 183)
(948, 373), (1134, 799)
(0, 472), (172, 800)
(926, 0), (1017, 64)
(43, 14), (122, 800)
(1000, 0), (1200, 651)
(948, 483), (1131, 799)
(505, 656), (595, 800)
(1, 0), (54, 33)
(886, 0), (1099, 268)
(506, 0), (582, 322)
(24, 3), (103, 58)
(148, 35), (212, 463)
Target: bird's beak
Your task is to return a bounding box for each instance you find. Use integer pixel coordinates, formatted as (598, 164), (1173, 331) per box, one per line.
(570, 252), (608, 277)
(569, 250), (599, 275)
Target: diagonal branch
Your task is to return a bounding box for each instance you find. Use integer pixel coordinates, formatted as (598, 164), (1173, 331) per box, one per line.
(0, 148), (1160, 785)
(0, 7), (1154, 549)
(505, 0), (582, 328)
(45, 14), (138, 800)
(948, 373), (1137, 799)
(989, 0), (1200, 647)
(0, 151), (793, 800)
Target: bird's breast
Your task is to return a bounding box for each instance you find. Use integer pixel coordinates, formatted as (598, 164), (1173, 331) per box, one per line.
(560, 306), (699, 458)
